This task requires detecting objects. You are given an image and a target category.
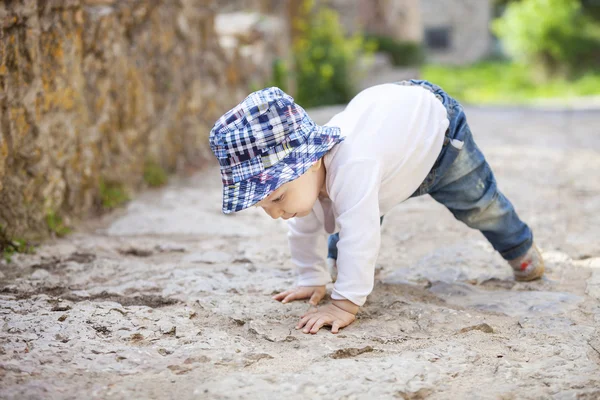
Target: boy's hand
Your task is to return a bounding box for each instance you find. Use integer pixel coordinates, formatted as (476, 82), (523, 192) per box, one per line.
(272, 285), (326, 305)
(296, 299), (358, 334)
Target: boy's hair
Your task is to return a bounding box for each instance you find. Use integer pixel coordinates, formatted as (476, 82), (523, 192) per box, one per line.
(209, 87), (344, 214)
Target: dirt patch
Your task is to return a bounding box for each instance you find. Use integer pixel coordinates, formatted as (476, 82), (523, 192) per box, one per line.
(30, 252), (97, 271)
(118, 247), (154, 257)
(329, 346), (375, 359)
(458, 323), (494, 334)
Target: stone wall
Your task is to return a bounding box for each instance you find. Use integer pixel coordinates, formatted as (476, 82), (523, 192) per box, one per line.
(0, 0), (286, 241)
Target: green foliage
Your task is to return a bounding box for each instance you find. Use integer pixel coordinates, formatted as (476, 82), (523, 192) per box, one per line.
(99, 179), (130, 210)
(143, 160), (168, 188)
(365, 34), (424, 66)
(0, 224), (35, 264)
(290, 1), (372, 108)
(422, 61), (600, 104)
(45, 212), (72, 237)
(268, 58), (289, 94)
(493, 0), (600, 77)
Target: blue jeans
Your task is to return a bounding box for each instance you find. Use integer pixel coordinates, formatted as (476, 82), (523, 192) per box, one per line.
(327, 80), (533, 262)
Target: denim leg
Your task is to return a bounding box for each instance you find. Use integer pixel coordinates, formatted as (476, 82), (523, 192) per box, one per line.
(327, 233), (340, 260)
(428, 132), (533, 260)
(327, 216), (384, 260)
(395, 79), (533, 260)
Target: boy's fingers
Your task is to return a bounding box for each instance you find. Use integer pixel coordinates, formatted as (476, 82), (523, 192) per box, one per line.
(296, 314), (313, 329)
(302, 316), (319, 334)
(272, 290), (291, 300)
(282, 291), (304, 303)
(282, 292), (298, 303)
(308, 291), (323, 306)
(331, 321), (341, 334)
(310, 317), (328, 334)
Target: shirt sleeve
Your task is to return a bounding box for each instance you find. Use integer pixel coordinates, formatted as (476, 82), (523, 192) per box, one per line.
(328, 159), (382, 306)
(287, 211), (332, 287)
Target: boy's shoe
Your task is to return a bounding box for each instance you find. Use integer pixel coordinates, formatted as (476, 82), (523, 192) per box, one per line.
(327, 258), (338, 282)
(508, 244), (545, 281)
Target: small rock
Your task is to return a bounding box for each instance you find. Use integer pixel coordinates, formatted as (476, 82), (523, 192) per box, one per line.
(31, 269), (50, 280)
(243, 353), (273, 366)
(232, 257), (253, 264)
(66, 252), (96, 263)
(58, 314), (68, 322)
(167, 365), (191, 375)
(247, 320), (290, 342)
(329, 346), (374, 359)
(155, 243), (187, 253)
(118, 247), (153, 257)
(459, 323), (494, 334)
(183, 355), (210, 364)
(158, 348), (173, 356)
(397, 388), (433, 399)
(93, 326), (111, 335)
(161, 325), (176, 336)
(130, 333), (144, 342)
(54, 334), (69, 343)
(51, 304), (71, 312)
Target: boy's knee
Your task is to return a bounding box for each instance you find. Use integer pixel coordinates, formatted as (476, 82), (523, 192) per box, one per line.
(456, 191), (514, 232)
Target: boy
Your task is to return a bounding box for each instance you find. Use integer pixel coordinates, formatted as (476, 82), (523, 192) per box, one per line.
(209, 80), (545, 334)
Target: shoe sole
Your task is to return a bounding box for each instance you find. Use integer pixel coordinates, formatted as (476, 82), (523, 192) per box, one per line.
(513, 246), (545, 282)
(514, 263), (545, 281)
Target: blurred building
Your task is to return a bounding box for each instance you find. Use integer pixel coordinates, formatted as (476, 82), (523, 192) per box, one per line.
(327, 0), (493, 65)
(420, 0), (493, 64)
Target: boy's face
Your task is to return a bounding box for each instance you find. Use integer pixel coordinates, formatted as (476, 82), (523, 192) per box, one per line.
(256, 159), (325, 220)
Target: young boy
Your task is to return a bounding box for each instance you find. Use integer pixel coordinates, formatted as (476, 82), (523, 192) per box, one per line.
(209, 80), (545, 335)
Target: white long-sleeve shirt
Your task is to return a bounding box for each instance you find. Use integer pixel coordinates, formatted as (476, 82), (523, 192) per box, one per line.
(287, 83), (449, 306)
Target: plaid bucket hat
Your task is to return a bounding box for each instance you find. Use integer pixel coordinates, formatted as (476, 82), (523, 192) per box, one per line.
(209, 87), (344, 214)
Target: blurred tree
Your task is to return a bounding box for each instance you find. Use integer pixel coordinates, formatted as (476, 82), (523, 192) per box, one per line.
(493, 0), (600, 77)
(494, 0), (600, 16)
(581, 0), (600, 20)
(272, 0), (371, 107)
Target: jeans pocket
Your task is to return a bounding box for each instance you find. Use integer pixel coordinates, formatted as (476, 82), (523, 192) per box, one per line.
(449, 138), (464, 150)
(411, 137), (464, 198)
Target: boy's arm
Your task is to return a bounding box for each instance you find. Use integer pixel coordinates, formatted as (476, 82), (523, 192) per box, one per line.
(330, 159), (381, 307)
(286, 212), (331, 287)
(296, 160), (382, 334)
(273, 212), (329, 305)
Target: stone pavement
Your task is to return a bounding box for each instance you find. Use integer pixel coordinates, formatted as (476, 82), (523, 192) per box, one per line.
(1, 105), (599, 399)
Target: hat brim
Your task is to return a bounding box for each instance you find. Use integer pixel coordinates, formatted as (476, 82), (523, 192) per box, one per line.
(221, 124), (343, 214)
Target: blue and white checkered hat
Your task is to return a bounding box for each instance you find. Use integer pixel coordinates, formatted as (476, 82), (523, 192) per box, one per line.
(209, 87), (344, 214)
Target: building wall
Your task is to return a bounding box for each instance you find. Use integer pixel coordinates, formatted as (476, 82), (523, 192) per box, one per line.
(420, 0), (492, 64)
(359, 0), (422, 42)
(0, 0), (286, 240)
(325, 0), (421, 42)
(307, 0), (492, 64)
